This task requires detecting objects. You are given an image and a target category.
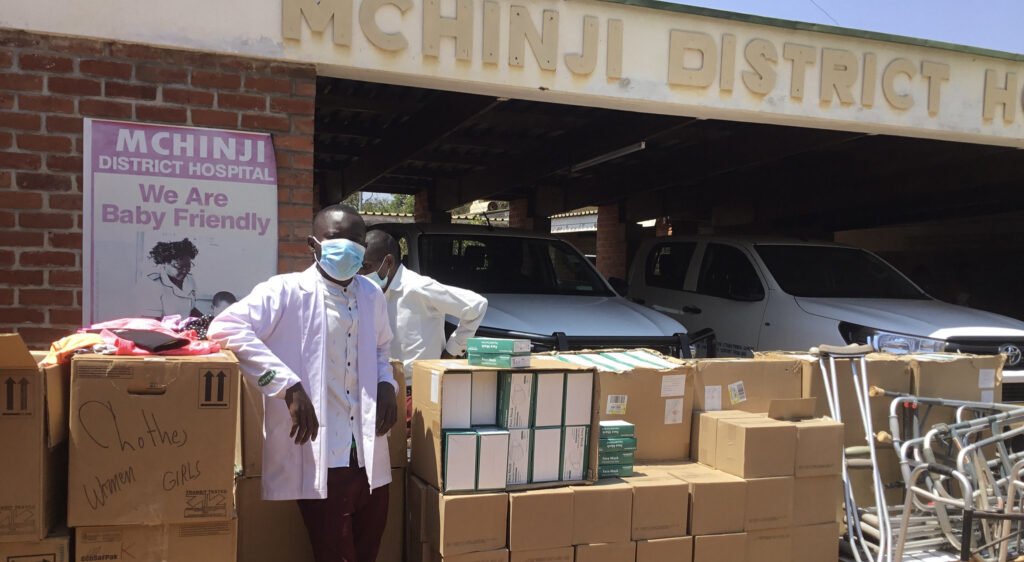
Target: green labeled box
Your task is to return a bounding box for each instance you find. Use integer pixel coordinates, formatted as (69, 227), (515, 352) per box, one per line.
(599, 437), (638, 453)
(561, 426), (590, 481)
(468, 337), (531, 355)
(443, 429), (478, 492)
(599, 420), (635, 438)
(469, 352), (531, 369)
(531, 427), (562, 483)
(598, 464), (635, 478)
(475, 427), (510, 491)
(598, 450), (634, 465)
(506, 428), (532, 486)
(533, 371), (565, 427)
(498, 372), (535, 429)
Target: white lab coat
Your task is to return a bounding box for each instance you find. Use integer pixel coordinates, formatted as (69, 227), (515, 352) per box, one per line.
(208, 266), (396, 500)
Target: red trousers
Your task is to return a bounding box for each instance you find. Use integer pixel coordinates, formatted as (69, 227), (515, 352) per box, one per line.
(298, 453), (390, 562)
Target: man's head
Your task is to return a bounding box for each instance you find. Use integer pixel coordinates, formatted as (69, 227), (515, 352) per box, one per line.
(210, 291), (237, 316)
(307, 204), (367, 284)
(359, 230), (401, 291)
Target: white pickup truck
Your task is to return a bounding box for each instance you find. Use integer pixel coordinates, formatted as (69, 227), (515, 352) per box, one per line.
(627, 236), (1024, 397)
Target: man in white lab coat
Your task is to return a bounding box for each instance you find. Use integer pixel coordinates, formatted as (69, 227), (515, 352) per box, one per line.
(208, 204), (397, 562)
(359, 230), (488, 383)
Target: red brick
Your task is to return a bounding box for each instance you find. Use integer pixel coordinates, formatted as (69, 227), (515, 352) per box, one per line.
(192, 70), (241, 89)
(1, 190), (43, 209)
(0, 231), (45, 247)
(0, 131), (9, 148)
(0, 211), (13, 227)
(48, 269), (82, 287)
(105, 81), (157, 100)
(241, 113), (289, 131)
(0, 93), (11, 110)
(0, 51), (12, 69)
(0, 171), (9, 187)
(277, 188), (291, 203)
(218, 92), (265, 111)
(20, 288), (74, 306)
(275, 135), (313, 152)
(46, 154), (82, 173)
(292, 153), (314, 169)
(46, 115), (82, 134)
(292, 187), (314, 204)
(0, 33), (41, 48)
(79, 98), (132, 118)
(292, 116), (315, 134)
(48, 76), (101, 96)
(270, 97), (315, 115)
(219, 58), (258, 73)
(136, 64), (189, 84)
(0, 251), (11, 268)
(292, 221), (312, 240)
(19, 211), (74, 229)
(19, 250), (76, 267)
(136, 104), (187, 123)
(19, 53), (74, 73)
(49, 193), (82, 210)
(162, 87), (214, 106)
(14, 327), (78, 347)
(171, 51), (219, 69)
(0, 269), (44, 286)
(49, 231), (81, 249)
(0, 151), (42, 169)
(80, 59), (133, 79)
(0, 73), (43, 91)
(274, 151), (290, 168)
(279, 241), (309, 257)
(0, 111), (41, 130)
(16, 172), (72, 191)
(50, 308), (84, 325)
(2, 307), (45, 324)
(48, 37), (107, 56)
(18, 94), (75, 113)
(17, 133), (72, 153)
(245, 76), (291, 95)
(294, 80), (316, 97)
(269, 64), (316, 79)
(279, 205), (312, 221)
(278, 170), (312, 187)
(109, 43), (166, 61)
(191, 109), (237, 127)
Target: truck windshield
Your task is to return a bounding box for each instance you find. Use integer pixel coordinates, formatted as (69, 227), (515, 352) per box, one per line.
(418, 234), (613, 296)
(755, 244), (928, 299)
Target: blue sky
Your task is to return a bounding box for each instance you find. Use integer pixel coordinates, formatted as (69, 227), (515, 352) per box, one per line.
(672, 0), (1023, 55)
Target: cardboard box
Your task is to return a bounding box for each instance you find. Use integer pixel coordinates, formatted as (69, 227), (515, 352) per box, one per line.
(793, 418), (843, 477)
(597, 437), (636, 452)
(468, 338), (530, 354)
(507, 429), (531, 486)
(635, 536), (692, 562)
(598, 451), (634, 465)
(631, 478), (688, 540)
(469, 353), (531, 369)
(574, 542), (636, 562)
(431, 549), (510, 562)
(0, 532), (70, 561)
(498, 372), (534, 429)
(715, 418), (796, 478)
(571, 482), (632, 545)
(379, 468), (406, 562)
(850, 447), (904, 506)
(693, 533), (745, 562)
(68, 353), (239, 526)
(471, 371), (499, 426)
(407, 474), (429, 546)
(509, 547), (573, 562)
(672, 466), (745, 535)
(389, 361), (409, 468)
(509, 488), (573, 551)
(75, 520), (237, 561)
(478, 428), (511, 490)
(593, 359), (694, 462)
(563, 372), (594, 426)
(425, 488), (507, 556)
(533, 372), (564, 427)
(0, 336), (68, 542)
(235, 475), (313, 562)
(412, 359), (597, 490)
(744, 477), (794, 531)
(597, 465), (634, 478)
(444, 430), (478, 492)
(442, 373), (473, 429)
(746, 527), (792, 562)
(912, 354), (1004, 425)
(792, 523), (839, 562)
(793, 475), (842, 526)
(597, 420), (634, 438)
(531, 428), (562, 483)
(561, 426), (589, 481)
(693, 357), (802, 412)
(692, 410), (761, 466)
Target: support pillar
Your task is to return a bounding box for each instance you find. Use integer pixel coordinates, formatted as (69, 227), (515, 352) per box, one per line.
(414, 189), (451, 224)
(596, 203), (627, 280)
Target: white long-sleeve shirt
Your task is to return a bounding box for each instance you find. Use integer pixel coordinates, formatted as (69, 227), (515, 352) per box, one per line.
(322, 280), (363, 468)
(386, 265), (488, 382)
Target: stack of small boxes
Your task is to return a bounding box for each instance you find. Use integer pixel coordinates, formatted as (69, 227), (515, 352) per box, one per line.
(468, 336), (532, 369)
(598, 420), (636, 478)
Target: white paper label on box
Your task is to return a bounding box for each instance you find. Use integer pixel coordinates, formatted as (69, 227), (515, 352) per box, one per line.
(531, 428), (562, 483)
(430, 371), (440, 404)
(728, 381), (747, 405)
(981, 390), (995, 403)
(561, 426), (588, 481)
(471, 372), (499, 426)
(660, 374), (686, 397)
(705, 386), (722, 411)
(441, 373), (472, 429)
(534, 372), (565, 427)
(606, 394), (628, 415)
(564, 372), (594, 426)
(979, 369), (996, 389)
(477, 430), (510, 490)
(664, 398), (684, 425)
(444, 433), (478, 491)
(506, 429), (531, 486)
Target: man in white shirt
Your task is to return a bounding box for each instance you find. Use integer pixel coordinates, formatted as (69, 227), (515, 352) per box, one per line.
(359, 230), (488, 385)
(209, 204), (397, 562)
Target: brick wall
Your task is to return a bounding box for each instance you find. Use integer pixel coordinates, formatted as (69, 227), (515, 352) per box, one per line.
(596, 203), (627, 279)
(0, 29), (317, 348)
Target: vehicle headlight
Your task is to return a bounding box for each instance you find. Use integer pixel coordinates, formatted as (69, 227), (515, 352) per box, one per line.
(838, 322), (946, 354)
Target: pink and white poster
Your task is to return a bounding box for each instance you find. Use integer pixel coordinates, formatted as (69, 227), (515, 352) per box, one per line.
(83, 119), (278, 324)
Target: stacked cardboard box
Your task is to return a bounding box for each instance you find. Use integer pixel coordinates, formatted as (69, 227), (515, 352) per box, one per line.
(597, 421), (635, 478)
(0, 335), (71, 556)
(468, 337), (532, 369)
(65, 352), (242, 561)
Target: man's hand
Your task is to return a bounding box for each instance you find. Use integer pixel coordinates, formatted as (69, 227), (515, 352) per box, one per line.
(376, 382), (397, 436)
(285, 383), (319, 445)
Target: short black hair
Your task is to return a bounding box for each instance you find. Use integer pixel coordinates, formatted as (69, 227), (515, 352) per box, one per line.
(313, 203), (360, 226)
(149, 238), (199, 265)
(366, 230), (401, 260)
(212, 291), (237, 305)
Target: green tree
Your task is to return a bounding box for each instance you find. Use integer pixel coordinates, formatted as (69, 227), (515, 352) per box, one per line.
(340, 192), (415, 214)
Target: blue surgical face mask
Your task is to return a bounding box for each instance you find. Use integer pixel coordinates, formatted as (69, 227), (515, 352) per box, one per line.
(313, 238), (365, 282)
(365, 257), (390, 290)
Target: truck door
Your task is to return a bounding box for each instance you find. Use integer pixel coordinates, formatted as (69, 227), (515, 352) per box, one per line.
(686, 243), (769, 356)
